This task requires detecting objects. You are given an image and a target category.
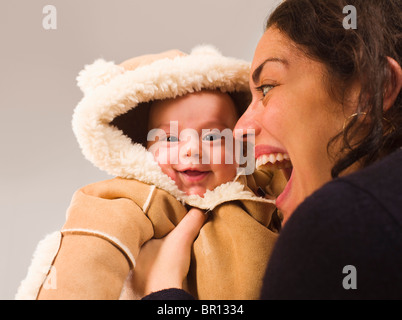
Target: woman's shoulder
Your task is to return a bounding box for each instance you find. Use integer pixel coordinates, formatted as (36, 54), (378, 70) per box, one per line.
(262, 149), (402, 299)
(278, 147), (402, 268)
(341, 147), (402, 192)
(294, 148), (402, 227)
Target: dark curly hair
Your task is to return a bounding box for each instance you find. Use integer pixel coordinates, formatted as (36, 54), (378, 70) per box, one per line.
(266, 0), (402, 178)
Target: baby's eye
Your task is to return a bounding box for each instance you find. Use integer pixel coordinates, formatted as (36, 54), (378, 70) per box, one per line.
(162, 135), (179, 142)
(202, 132), (222, 142)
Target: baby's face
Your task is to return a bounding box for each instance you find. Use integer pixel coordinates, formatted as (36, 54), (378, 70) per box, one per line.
(147, 91), (239, 196)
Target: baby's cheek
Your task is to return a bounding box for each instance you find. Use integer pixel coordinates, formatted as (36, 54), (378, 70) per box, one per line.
(207, 143), (238, 184)
(149, 146), (179, 182)
(209, 163), (238, 188)
(158, 163), (177, 182)
(203, 141), (233, 166)
(152, 145), (179, 166)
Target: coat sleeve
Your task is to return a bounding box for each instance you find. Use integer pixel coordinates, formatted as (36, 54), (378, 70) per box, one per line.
(36, 180), (155, 300)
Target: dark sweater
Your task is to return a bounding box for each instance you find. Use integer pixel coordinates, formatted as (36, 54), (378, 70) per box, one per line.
(144, 148), (402, 300)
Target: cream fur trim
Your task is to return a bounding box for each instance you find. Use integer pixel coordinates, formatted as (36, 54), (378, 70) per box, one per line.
(76, 59), (125, 95)
(186, 178), (275, 209)
(15, 231), (62, 300)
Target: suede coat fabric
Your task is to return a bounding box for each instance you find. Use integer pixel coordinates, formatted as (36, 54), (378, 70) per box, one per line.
(15, 46), (286, 300)
(16, 172), (284, 300)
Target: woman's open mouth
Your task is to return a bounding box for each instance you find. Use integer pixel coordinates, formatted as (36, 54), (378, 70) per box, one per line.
(255, 145), (293, 215)
(255, 146), (294, 212)
(255, 152), (293, 180)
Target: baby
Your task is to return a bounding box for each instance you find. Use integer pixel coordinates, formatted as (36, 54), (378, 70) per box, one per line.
(147, 90), (239, 197)
(16, 46), (286, 300)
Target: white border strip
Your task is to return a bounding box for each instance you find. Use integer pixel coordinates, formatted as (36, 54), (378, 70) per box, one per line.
(61, 228), (136, 268)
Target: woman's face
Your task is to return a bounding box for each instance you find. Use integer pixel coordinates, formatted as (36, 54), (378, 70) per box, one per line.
(235, 27), (357, 222)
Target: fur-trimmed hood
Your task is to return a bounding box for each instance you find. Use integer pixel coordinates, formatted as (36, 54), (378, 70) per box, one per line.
(72, 45), (272, 209)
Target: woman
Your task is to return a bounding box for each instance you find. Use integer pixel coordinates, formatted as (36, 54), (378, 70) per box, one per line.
(133, 0), (402, 299)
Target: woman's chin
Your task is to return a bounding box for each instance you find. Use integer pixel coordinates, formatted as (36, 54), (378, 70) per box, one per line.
(276, 169), (299, 224)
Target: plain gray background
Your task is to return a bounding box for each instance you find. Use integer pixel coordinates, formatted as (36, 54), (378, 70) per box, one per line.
(0, 0), (280, 299)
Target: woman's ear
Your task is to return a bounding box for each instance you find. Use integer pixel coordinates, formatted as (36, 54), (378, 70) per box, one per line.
(384, 57), (402, 112)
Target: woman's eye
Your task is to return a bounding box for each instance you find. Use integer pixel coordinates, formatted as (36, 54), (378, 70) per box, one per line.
(257, 84), (275, 98)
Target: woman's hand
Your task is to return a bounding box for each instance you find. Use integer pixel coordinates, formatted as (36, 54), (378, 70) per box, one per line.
(131, 208), (207, 297)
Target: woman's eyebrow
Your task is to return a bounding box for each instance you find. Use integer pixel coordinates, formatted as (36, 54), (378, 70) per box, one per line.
(252, 57), (288, 85)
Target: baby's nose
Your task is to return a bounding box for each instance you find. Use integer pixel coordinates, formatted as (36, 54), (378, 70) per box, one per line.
(179, 129), (202, 162)
(181, 142), (201, 159)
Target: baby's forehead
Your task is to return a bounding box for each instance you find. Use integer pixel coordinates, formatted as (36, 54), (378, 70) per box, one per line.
(157, 118), (232, 131)
(148, 91), (238, 129)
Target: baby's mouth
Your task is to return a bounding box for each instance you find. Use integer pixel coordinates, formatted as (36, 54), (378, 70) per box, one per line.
(178, 170), (210, 182)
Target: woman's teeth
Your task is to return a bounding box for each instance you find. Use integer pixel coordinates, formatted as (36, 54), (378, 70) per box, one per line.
(256, 153), (292, 170)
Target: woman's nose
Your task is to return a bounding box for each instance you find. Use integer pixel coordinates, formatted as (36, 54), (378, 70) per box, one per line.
(234, 103), (261, 140)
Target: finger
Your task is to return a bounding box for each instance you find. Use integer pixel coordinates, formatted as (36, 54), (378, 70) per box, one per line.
(168, 208), (208, 245)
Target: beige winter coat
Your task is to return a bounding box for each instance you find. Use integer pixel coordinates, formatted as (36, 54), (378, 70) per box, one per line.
(17, 170), (283, 300)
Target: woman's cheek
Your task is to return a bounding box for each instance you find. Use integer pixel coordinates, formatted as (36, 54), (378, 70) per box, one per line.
(261, 99), (289, 141)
